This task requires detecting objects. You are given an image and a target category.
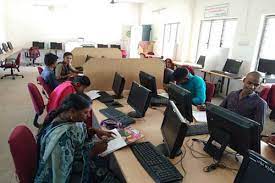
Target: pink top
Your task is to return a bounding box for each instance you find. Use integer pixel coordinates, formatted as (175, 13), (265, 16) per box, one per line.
(47, 81), (76, 113)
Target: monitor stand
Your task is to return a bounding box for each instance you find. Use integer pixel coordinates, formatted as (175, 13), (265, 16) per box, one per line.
(203, 128), (231, 161)
(156, 143), (182, 158)
(128, 111), (143, 118)
(112, 94), (123, 99)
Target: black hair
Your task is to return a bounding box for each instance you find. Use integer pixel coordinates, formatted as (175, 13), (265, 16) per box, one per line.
(45, 93), (90, 124)
(72, 75), (91, 87)
(173, 67), (189, 81)
(63, 52), (73, 58)
(44, 53), (58, 66)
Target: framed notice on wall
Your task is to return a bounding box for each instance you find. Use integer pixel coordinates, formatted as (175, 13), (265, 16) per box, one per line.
(204, 3), (229, 18)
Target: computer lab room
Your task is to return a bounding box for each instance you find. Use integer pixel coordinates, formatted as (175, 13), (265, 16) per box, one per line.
(1, 0), (275, 182)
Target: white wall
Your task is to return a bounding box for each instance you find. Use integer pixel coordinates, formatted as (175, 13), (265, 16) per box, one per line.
(5, 0), (141, 48)
(190, 0), (275, 75)
(0, 0), (7, 43)
(141, 0), (195, 61)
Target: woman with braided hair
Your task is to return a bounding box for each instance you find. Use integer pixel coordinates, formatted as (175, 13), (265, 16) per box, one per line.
(35, 94), (120, 183)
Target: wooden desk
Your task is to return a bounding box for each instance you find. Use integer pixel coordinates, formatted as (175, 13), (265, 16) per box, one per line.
(92, 94), (275, 183)
(173, 61), (202, 69)
(200, 69), (243, 95)
(0, 48), (22, 61)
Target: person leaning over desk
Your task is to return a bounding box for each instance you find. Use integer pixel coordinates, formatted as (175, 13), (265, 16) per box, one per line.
(35, 94), (120, 183)
(220, 71), (267, 132)
(55, 52), (82, 82)
(173, 67), (206, 105)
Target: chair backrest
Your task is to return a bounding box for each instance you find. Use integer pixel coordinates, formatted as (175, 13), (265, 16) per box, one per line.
(28, 83), (45, 115)
(205, 81), (215, 102)
(8, 125), (37, 183)
(37, 76), (53, 97)
(29, 47), (40, 59)
(37, 67), (43, 75)
(259, 85), (271, 102)
(15, 52), (21, 66)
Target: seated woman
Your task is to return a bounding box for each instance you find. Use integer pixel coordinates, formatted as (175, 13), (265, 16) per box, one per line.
(35, 94), (120, 183)
(164, 58), (175, 70)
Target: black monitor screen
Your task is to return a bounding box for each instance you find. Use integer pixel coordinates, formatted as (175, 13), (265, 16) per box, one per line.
(161, 100), (188, 159)
(112, 72), (125, 98)
(206, 103), (261, 157)
(110, 44), (121, 49)
(163, 68), (174, 84)
(223, 59), (243, 74)
(139, 71), (158, 97)
(50, 42), (62, 50)
(258, 58), (275, 75)
(98, 44), (108, 48)
(127, 81), (151, 117)
(197, 55), (206, 67)
(7, 42), (13, 50)
(32, 41), (44, 49)
(168, 83), (193, 123)
(234, 150), (275, 183)
(2, 43), (8, 52)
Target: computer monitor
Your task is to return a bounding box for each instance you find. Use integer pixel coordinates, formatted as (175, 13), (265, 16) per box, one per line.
(197, 55), (206, 68)
(139, 71), (158, 97)
(97, 44), (108, 48)
(112, 72), (125, 99)
(204, 103), (261, 161)
(163, 68), (174, 84)
(32, 42), (44, 49)
(50, 42), (62, 50)
(7, 42), (13, 50)
(157, 100), (188, 159)
(2, 43), (9, 52)
(257, 58), (275, 75)
(222, 59), (243, 74)
(234, 150), (275, 183)
(0, 48), (3, 54)
(167, 83), (193, 123)
(127, 81), (151, 118)
(110, 44), (121, 49)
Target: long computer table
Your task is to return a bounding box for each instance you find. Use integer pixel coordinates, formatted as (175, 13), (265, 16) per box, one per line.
(91, 92), (275, 183)
(0, 48), (22, 61)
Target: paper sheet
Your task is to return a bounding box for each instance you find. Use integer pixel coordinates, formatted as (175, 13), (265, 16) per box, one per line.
(85, 90), (100, 100)
(100, 129), (127, 157)
(193, 110), (207, 123)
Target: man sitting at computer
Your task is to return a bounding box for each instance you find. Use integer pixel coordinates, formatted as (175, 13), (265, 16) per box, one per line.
(55, 52), (82, 82)
(173, 67), (206, 105)
(220, 71), (267, 131)
(41, 53), (59, 90)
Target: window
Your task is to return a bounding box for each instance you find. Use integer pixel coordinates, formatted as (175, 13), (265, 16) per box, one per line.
(257, 16), (275, 61)
(162, 23), (179, 60)
(196, 19), (237, 60)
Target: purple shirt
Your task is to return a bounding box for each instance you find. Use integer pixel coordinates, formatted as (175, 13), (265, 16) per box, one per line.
(220, 90), (267, 131)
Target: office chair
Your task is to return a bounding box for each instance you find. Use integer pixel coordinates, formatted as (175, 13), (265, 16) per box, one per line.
(7, 41), (13, 50)
(205, 81), (215, 103)
(8, 125), (37, 183)
(0, 52), (24, 80)
(97, 44), (108, 48)
(268, 85), (275, 120)
(2, 42), (9, 52)
(37, 66), (43, 75)
(37, 76), (53, 98)
(27, 83), (46, 128)
(25, 47), (41, 66)
(259, 85), (271, 102)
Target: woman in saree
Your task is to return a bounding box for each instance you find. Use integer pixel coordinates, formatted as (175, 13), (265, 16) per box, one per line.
(35, 94), (120, 183)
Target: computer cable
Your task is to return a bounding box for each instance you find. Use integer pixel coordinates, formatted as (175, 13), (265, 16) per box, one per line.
(185, 138), (210, 159)
(203, 159), (239, 173)
(172, 146), (187, 177)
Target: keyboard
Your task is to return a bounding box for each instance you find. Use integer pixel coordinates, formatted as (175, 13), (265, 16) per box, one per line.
(131, 142), (183, 183)
(97, 91), (114, 103)
(186, 122), (209, 136)
(99, 107), (135, 126)
(210, 70), (242, 79)
(150, 95), (169, 106)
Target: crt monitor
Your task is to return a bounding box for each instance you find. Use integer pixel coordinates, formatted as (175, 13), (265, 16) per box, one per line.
(197, 55), (206, 68)
(139, 71), (158, 97)
(127, 81), (151, 118)
(112, 72), (125, 99)
(234, 150), (275, 183)
(157, 100), (188, 159)
(204, 103), (261, 161)
(257, 58), (275, 75)
(2, 43), (9, 52)
(167, 83), (193, 123)
(163, 68), (174, 84)
(222, 59), (243, 74)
